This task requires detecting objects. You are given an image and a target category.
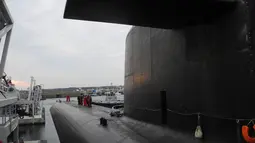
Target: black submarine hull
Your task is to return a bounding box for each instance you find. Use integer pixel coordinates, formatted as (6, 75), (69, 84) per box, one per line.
(124, 0), (255, 142)
(51, 103), (185, 143)
(50, 103), (116, 143)
(52, 103), (242, 143)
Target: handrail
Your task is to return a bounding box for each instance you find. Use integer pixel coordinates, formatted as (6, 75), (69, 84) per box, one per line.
(0, 25), (12, 38)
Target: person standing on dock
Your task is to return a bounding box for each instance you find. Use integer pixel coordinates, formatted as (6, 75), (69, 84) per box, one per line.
(78, 93), (83, 105)
(83, 95), (87, 106)
(89, 95), (92, 107)
(66, 95), (70, 102)
(87, 95), (92, 107)
(77, 96), (79, 105)
(86, 95), (91, 107)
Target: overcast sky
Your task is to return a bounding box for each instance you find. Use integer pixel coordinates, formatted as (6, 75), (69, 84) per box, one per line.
(4, 0), (131, 89)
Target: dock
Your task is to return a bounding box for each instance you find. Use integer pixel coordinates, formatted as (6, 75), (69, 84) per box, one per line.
(19, 115), (45, 125)
(16, 99), (46, 125)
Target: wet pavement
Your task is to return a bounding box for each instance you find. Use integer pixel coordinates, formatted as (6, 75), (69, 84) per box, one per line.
(19, 98), (61, 143)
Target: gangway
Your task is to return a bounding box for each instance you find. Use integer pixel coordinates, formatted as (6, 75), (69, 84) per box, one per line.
(16, 77), (45, 125)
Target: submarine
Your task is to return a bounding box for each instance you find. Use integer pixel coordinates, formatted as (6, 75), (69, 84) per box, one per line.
(50, 0), (255, 142)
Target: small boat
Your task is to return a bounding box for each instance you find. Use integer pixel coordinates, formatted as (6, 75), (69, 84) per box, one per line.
(92, 91), (123, 108)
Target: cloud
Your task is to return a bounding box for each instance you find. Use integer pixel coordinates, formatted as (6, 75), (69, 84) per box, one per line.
(12, 80), (30, 88)
(107, 52), (125, 57)
(4, 0), (131, 88)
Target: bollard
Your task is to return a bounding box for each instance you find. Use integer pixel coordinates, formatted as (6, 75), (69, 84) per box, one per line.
(100, 117), (107, 126)
(160, 90), (167, 124)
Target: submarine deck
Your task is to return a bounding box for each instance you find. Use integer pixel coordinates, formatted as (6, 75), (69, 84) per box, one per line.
(51, 101), (206, 143)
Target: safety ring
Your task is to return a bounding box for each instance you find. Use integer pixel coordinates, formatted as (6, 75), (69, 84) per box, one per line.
(242, 125), (255, 143)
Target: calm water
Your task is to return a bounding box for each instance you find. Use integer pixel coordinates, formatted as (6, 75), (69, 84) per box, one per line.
(19, 98), (62, 143)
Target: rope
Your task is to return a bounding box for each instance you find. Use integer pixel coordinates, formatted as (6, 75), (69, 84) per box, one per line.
(127, 105), (255, 122)
(167, 109), (255, 121)
(136, 107), (160, 112)
(167, 108), (199, 116)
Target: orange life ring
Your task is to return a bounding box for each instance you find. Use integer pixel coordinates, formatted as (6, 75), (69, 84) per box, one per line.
(242, 125), (255, 143)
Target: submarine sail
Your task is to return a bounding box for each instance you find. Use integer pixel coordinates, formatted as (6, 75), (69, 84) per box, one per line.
(124, 0), (255, 142)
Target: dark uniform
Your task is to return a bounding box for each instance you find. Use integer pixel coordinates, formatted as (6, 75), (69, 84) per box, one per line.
(77, 93), (84, 105)
(88, 95), (92, 107)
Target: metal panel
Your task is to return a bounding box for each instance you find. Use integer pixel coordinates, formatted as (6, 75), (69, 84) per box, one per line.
(64, 0), (238, 29)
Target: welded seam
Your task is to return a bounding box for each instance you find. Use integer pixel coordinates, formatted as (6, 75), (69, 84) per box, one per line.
(243, 0), (254, 76)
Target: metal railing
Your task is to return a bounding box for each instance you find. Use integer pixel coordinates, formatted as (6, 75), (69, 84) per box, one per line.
(0, 104), (16, 125)
(0, 82), (7, 93)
